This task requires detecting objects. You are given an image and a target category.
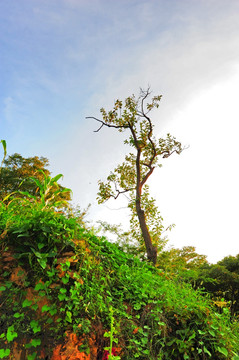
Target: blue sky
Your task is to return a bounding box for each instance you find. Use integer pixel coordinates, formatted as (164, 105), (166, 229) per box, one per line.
(1, 0), (239, 262)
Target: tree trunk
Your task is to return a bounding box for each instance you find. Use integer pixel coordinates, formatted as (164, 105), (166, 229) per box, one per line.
(135, 147), (157, 265)
(136, 198), (157, 265)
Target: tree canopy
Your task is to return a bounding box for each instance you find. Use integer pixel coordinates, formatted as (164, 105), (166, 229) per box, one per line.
(0, 153), (71, 206)
(197, 255), (239, 316)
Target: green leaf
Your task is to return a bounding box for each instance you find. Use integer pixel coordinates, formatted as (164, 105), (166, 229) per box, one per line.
(47, 269), (56, 277)
(133, 303), (141, 310)
(58, 293), (67, 301)
(41, 305), (51, 312)
(0, 348), (10, 359)
(4, 281), (12, 289)
(30, 320), (41, 334)
(27, 352), (37, 360)
(34, 283), (45, 291)
(51, 173), (63, 183)
(37, 257), (47, 269)
(209, 329), (216, 337)
(13, 312), (24, 319)
(37, 243), (45, 250)
(6, 325), (18, 342)
(166, 339), (176, 346)
(66, 310), (72, 323)
(31, 304), (38, 311)
(60, 288), (67, 294)
(25, 339), (41, 348)
(203, 346), (211, 356)
(30, 248), (41, 258)
(1, 139), (7, 154)
(29, 176), (42, 189)
(188, 332), (196, 341)
(32, 339), (41, 348)
(22, 299), (32, 308)
(217, 347), (228, 357)
(49, 308), (57, 316)
(65, 260), (71, 268)
(0, 286), (6, 292)
(62, 276), (69, 284)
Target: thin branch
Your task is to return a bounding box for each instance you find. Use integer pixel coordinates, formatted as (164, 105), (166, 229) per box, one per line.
(141, 167), (155, 187)
(139, 90), (158, 187)
(142, 162), (151, 169)
(161, 145), (189, 158)
(127, 121), (140, 150)
(95, 123), (104, 132)
(140, 87), (151, 114)
(111, 187), (135, 200)
(86, 116), (128, 132)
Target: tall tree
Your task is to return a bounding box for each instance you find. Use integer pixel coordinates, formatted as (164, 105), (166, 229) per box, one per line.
(88, 88), (184, 264)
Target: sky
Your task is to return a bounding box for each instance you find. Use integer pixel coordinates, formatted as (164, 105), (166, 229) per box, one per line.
(1, 0), (239, 263)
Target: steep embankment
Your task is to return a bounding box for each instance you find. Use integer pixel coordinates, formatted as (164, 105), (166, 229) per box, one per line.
(0, 205), (238, 359)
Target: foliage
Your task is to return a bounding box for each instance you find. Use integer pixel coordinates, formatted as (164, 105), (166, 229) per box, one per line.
(196, 255), (239, 317)
(0, 153), (71, 205)
(156, 246), (208, 284)
(0, 196), (239, 359)
(0, 142), (238, 359)
(97, 215), (169, 262)
(103, 306), (121, 359)
(19, 171), (72, 210)
(0, 140), (7, 173)
(88, 88), (184, 264)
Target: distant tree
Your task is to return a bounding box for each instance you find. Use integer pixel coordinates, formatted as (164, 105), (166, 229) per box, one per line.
(218, 255), (239, 273)
(88, 88), (184, 264)
(157, 246), (208, 272)
(0, 153), (71, 205)
(197, 255), (239, 316)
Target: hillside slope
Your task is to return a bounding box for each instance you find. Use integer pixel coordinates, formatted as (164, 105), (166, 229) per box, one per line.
(0, 203), (239, 359)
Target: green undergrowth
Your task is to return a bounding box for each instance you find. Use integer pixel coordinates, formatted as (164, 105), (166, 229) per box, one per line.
(0, 201), (239, 359)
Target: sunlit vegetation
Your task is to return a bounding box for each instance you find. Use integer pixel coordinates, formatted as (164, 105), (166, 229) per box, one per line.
(0, 141), (238, 359)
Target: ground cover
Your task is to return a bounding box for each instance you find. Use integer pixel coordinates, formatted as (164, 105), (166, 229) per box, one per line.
(0, 200), (239, 359)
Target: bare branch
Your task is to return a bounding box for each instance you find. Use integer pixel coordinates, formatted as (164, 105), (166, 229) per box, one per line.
(112, 187), (135, 200)
(161, 145), (189, 158)
(107, 179), (135, 200)
(140, 87), (151, 115)
(142, 162), (151, 169)
(95, 123), (104, 132)
(86, 116), (128, 132)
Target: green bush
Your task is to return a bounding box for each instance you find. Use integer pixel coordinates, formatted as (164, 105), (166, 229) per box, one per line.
(0, 200), (239, 359)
